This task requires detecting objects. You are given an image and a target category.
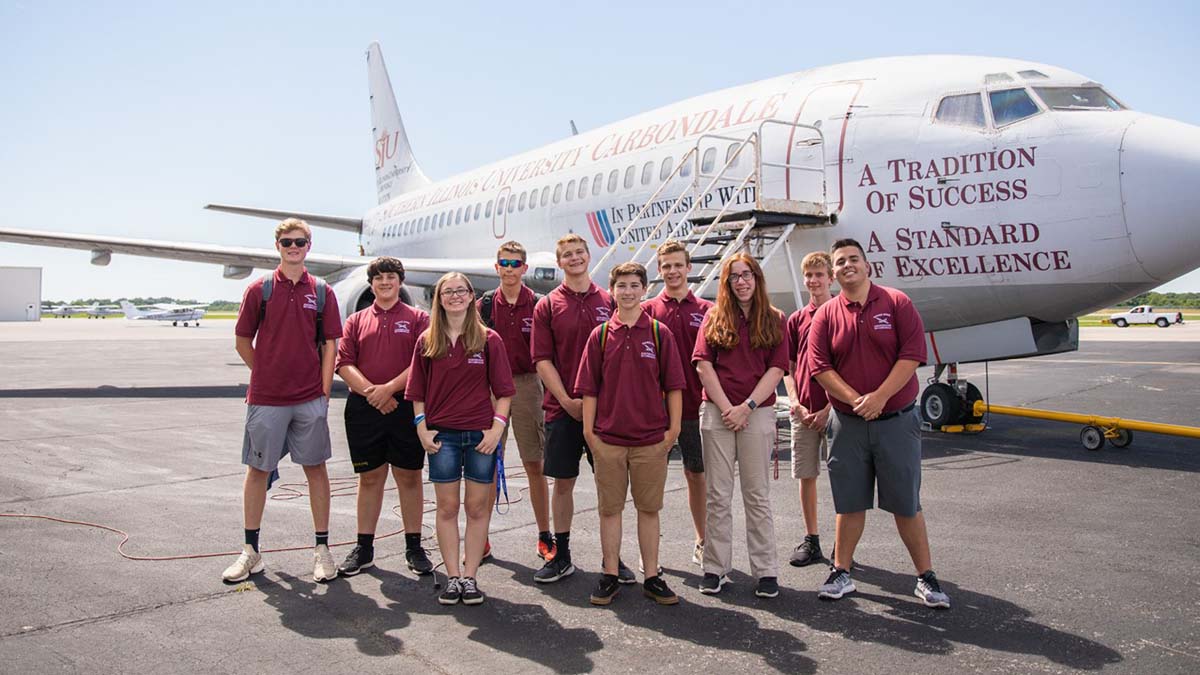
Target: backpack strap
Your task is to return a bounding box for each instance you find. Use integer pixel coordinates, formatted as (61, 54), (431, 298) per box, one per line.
(480, 289), (497, 328)
(314, 278), (327, 351)
(598, 321), (610, 351)
(257, 274), (274, 325)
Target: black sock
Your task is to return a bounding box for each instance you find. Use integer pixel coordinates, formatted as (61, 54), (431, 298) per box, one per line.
(357, 533), (375, 550)
(244, 528), (260, 553)
(555, 531), (570, 559)
(539, 530), (553, 546)
(315, 531), (329, 547)
(807, 534), (820, 545)
(405, 532), (422, 551)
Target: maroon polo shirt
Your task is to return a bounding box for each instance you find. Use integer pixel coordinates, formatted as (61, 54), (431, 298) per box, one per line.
(575, 312), (687, 447)
(807, 283), (927, 415)
(235, 268), (343, 406)
(643, 290), (713, 420)
(786, 303), (830, 412)
(336, 301), (429, 386)
(530, 282), (613, 422)
(405, 329), (517, 430)
(692, 310), (788, 408)
(478, 286), (536, 375)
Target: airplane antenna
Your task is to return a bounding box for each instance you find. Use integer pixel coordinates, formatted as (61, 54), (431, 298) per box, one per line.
(570, 120), (579, 136)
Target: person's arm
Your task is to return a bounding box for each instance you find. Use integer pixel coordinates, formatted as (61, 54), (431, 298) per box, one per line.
(852, 360), (920, 420)
(412, 401), (441, 453)
(582, 395), (598, 444)
(476, 396), (511, 455)
(724, 366), (785, 431)
(235, 336), (254, 370)
(320, 339), (337, 398)
(664, 389), (682, 450)
(784, 362), (807, 418)
(537, 360), (582, 420)
(695, 360), (733, 413)
(815, 370), (861, 407)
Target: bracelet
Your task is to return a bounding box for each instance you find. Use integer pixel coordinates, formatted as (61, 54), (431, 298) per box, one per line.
(413, 414), (426, 427)
(493, 414), (508, 426)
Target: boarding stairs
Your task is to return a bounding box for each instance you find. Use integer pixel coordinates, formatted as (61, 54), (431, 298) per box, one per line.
(588, 120), (836, 304)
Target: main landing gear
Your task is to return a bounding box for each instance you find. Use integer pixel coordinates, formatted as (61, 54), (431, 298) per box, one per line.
(920, 363), (985, 429)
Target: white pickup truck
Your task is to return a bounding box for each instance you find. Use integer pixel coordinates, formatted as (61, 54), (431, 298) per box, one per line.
(1108, 305), (1184, 327)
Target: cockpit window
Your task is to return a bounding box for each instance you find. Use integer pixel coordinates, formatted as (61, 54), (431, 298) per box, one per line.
(1032, 86), (1123, 111)
(935, 93), (986, 128)
(1018, 70), (1049, 80)
(989, 88), (1040, 126)
(984, 73), (1014, 84)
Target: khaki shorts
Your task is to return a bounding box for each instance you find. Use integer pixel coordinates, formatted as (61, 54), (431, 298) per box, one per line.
(790, 414), (828, 480)
(592, 438), (669, 516)
(499, 373), (545, 463)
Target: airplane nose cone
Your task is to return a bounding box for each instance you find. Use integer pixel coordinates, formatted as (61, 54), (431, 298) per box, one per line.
(1121, 116), (1200, 282)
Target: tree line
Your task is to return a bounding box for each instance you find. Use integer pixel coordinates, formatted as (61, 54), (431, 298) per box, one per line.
(1117, 292), (1200, 309)
(44, 298), (241, 311)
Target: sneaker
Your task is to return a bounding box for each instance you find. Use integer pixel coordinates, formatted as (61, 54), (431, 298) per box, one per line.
(534, 555), (576, 584)
(914, 570), (951, 609)
(817, 568), (856, 600)
(438, 577), (462, 605)
(692, 541), (704, 566)
(221, 545), (263, 583)
(537, 537), (557, 562)
(406, 546), (434, 575)
(616, 559), (637, 585)
(313, 544), (337, 582)
(589, 574), (620, 606)
(338, 544), (374, 576)
(699, 573), (729, 595)
(462, 539), (493, 567)
(643, 576), (679, 605)
(460, 577), (485, 605)
(789, 535), (823, 567)
(755, 576), (780, 598)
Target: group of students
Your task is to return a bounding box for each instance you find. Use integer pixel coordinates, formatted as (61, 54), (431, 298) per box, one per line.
(220, 217), (951, 610)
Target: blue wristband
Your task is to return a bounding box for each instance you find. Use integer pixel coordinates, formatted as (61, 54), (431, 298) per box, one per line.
(413, 413), (426, 427)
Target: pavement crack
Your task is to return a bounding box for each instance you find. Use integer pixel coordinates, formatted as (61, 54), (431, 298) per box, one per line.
(1, 589), (236, 639)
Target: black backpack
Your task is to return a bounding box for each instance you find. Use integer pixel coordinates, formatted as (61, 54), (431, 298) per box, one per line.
(479, 287), (543, 329)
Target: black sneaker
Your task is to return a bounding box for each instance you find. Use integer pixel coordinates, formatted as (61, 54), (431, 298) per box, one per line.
(699, 572), (729, 595)
(616, 559), (637, 585)
(789, 535), (822, 567)
(534, 555), (576, 584)
(338, 544), (374, 576)
(406, 546), (434, 575)
(438, 577), (462, 605)
(915, 570), (951, 609)
(643, 576), (679, 605)
(755, 576), (780, 598)
(460, 577), (485, 605)
(589, 574), (620, 605)
(818, 567), (855, 600)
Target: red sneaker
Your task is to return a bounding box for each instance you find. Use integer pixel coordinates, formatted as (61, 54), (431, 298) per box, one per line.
(482, 538), (493, 562)
(537, 538), (557, 562)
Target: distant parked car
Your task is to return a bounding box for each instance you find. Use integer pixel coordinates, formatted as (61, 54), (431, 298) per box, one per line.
(1108, 305), (1184, 327)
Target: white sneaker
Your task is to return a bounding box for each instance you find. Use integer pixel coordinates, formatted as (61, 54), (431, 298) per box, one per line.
(692, 541), (704, 566)
(222, 545), (264, 582)
(313, 544), (338, 582)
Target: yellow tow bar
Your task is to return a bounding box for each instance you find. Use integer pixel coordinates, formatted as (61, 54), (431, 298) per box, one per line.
(964, 400), (1200, 451)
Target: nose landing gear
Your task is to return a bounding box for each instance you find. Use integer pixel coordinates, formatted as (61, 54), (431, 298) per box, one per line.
(920, 364), (985, 430)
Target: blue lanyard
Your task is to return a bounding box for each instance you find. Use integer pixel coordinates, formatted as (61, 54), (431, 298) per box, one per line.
(495, 450), (510, 514)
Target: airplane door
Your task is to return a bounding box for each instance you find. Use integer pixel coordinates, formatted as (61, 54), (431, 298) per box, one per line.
(492, 186), (511, 239)
(782, 81), (864, 214)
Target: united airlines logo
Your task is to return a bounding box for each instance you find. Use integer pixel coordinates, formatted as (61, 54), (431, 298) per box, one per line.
(586, 210), (616, 248)
(873, 313), (893, 330)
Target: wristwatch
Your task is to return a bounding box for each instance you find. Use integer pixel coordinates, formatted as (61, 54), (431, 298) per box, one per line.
(744, 398), (758, 410)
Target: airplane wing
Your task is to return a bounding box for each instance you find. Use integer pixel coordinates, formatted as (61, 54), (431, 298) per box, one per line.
(204, 204), (363, 234)
(0, 227), (519, 283)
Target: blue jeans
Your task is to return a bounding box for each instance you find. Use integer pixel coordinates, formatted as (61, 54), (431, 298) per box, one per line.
(427, 429), (496, 484)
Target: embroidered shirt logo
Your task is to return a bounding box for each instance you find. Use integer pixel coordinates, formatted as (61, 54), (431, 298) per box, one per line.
(640, 341), (657, 359)
(689, 312), (705, 328)
(521, 317), (533, 333)
(594, 306), (612, 322)
(394, 320), (411, 334)
(302, 293), (319, 311)
(467, 352), (485, 365)
(873, 313), (893, 330)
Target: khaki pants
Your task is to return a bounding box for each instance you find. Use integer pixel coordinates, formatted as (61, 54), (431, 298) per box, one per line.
(700, 402), (778, 578)
(500, 373), (545, 463)
(591, 438), (669, 516)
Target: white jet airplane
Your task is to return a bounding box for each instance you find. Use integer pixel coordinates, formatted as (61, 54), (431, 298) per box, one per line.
(118, 301), (207, 327)
(2, 43), (1199, 426)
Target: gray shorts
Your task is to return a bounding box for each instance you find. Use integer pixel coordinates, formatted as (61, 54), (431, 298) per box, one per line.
(677, 418), (703, 473)
(241, 397), (332, 472)
(790, 415), (827, 480)
(826, 406), (922, 516)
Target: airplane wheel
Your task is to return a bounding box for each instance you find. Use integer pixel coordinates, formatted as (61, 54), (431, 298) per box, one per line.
(1109, 429), (1133, 448)
(1156, 318), (1169, 327)
(183, 322), (189, 327)
(172, 321), (178, 326)
(962, 383), (984, 424)
(1080, 425), (1104, 451)
(1113, 318), (1127, 327)
(920, 383), (960, 428)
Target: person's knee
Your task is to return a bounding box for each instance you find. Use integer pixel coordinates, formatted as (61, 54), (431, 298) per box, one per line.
(360, 466), (388, 487)
(522, 461), (544, 479)
(464, 494), (491, 520)
(245, 467), (270, 483)
(553, 477), (576, 495)
(436, 498), (460, 520)
(301, 463), (328, 480)
(392, 468), (422, 489)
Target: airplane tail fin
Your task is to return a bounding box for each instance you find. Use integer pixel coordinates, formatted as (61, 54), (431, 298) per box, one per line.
(367, 42), (430, 204)
(118, 300), (144, 319)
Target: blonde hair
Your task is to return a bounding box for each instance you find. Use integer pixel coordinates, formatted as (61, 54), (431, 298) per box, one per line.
(800, 251), (832, 274)
(555, 233), (589, 261)
(274, 218), (312, 240)
(423, 272), (487, 359)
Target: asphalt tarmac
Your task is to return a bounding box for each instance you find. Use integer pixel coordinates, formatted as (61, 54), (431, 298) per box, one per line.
(1, 319), (1198, 674)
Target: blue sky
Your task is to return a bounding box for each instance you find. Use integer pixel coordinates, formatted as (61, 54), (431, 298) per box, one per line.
(2, 0), (1198, 301)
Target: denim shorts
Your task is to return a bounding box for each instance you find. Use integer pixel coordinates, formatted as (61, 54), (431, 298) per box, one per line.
(427, 429), (497, 484)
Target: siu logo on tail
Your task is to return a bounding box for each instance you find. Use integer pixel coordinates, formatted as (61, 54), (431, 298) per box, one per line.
(586, 210), (616, 248)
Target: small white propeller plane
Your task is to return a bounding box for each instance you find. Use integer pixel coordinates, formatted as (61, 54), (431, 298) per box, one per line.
(3, 43), (1199, 426)
(118, 301), (207, 327)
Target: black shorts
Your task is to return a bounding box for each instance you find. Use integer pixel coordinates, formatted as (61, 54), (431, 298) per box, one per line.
(344, 393), (425, 473)
(542, 416), (594, 479)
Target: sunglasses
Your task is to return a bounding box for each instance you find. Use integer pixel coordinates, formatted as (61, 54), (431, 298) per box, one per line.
(278, 238), (309, 248)
(496, 258), (525, 268)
